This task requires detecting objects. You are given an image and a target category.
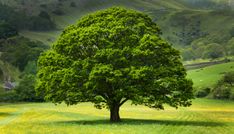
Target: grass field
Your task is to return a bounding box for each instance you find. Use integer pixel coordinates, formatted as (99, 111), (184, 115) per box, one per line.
(187, 61), (234, 89)
(0, 99), (234, 134)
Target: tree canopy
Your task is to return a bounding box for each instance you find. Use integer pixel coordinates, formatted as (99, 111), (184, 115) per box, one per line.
(36, 7), (193, 122)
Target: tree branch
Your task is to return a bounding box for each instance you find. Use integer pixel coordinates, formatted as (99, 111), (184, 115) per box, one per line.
(119, 98), (128, 107)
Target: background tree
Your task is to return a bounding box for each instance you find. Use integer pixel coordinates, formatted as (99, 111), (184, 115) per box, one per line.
(14, 74), (44, 102)
(36, 7), (193, 122)
(0, 36), (48, 71)
(202, 43), (224, 59)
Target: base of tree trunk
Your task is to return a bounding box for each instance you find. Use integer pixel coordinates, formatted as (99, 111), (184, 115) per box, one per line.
(110, 104), (120, 122)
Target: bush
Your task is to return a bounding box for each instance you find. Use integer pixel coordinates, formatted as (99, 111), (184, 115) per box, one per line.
(14, 74), (44, 102)
(212, 72), (234, 100)
(194, 87), (210, 98)
(0, 74), (44, 102)
(213, 85), (231, 99)
(223, 71), (234, 86)
(0, 90), (17, 102)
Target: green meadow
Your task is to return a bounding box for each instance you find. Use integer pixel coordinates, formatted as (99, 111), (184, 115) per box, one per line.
(0, 99), (234, 134)
(187, 61), (234, 88)
(0, 59), (234, 134)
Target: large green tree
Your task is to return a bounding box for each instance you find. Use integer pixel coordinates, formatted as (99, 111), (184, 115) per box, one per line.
(36, 7), (193, 122)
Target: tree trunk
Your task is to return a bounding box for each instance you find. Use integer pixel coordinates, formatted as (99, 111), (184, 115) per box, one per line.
(110, 104), (120, 122)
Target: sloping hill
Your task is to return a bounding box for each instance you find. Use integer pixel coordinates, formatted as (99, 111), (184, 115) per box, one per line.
(187, 61), (234, 88)
(1, 0), (233, 59)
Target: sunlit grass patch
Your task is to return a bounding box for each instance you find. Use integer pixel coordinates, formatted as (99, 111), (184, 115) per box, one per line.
(187, 62), (234, 88)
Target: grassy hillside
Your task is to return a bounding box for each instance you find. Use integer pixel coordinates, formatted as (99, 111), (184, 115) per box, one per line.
(0, 99), (234, 134)
(1, 0), (233, 50)
(187, 61), (234, 88)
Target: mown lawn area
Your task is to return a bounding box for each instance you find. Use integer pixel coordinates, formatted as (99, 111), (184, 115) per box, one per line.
(0, 99), (234, 134)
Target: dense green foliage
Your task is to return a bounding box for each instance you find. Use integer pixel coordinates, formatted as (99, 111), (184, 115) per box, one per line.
(36, 7), (193, 122)
(212, 71), (234, 100)
(0, 3), (52, 102)
(0, 36), (46, 102)
(0, 61), (43, 102)
(0, 22), (18, 39)
(14, 74), (44, 102)
(0, 3), (26, 29)
(182, 42), (226, 60)
(28, 11), (55, 31)
(0, 90), (16, 102)
(194, 87), (211, 98)
(0, 3), (55, 31)
(0, 36), (48, 71)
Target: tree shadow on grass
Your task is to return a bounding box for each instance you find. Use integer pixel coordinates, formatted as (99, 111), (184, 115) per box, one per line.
(0, 112), (11, 117)
(53, 118), (223, 127)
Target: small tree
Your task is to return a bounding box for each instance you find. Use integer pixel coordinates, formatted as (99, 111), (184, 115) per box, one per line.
(36, 7), (193, 122)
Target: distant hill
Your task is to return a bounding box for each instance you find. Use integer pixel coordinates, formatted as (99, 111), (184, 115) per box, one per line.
(1, 0), (234, 60)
